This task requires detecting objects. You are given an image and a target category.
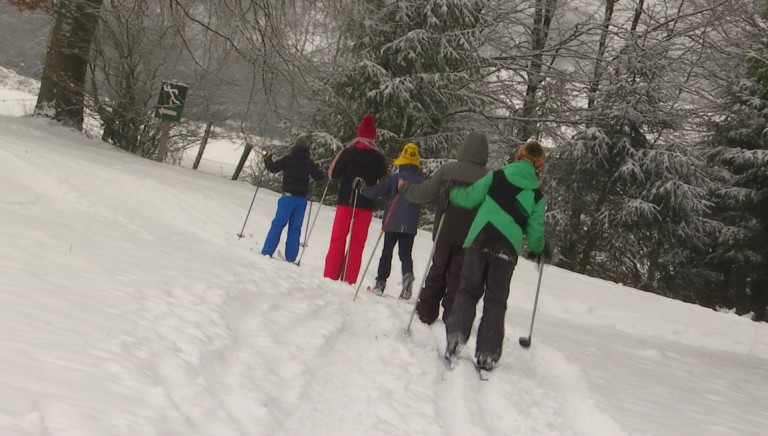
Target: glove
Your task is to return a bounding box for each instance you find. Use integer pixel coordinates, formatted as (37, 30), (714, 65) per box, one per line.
(352, 177), (366, 191)
(525, 240), (553, 264)
(397, 178), (407, 192)
(538, 240), (553, 263)
(262, 151), (272, 161)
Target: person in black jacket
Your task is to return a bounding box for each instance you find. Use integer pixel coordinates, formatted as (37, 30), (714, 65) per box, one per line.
(323, 115), (388, 284)
(261, 136), (325, 262)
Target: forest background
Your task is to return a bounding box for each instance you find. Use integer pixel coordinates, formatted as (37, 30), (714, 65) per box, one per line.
(1, 0), (766, 320)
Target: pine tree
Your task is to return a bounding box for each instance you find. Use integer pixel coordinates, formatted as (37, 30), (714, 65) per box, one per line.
(547, 34), (716, 295)
(308, 0), (490, 161)
(704, 63), (768, 320)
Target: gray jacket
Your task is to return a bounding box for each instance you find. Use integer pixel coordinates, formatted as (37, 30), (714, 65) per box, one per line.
(399, 132), (489, 246)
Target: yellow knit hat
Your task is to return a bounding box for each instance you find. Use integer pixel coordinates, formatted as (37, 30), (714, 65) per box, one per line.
(393, 142), (420, 167)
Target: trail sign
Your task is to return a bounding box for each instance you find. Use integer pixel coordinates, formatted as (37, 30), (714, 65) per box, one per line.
(154, 81), (188, 122)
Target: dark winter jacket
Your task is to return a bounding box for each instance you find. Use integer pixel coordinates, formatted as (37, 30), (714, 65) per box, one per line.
(450, 160), (546, 257)
(361, 164), (423, 234)
(398, 132), (489, 246)
(264, 145), (325, 197)
(330, 142), (388, 210)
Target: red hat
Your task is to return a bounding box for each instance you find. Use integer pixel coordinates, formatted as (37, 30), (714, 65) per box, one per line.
(357, 115), (377, 140)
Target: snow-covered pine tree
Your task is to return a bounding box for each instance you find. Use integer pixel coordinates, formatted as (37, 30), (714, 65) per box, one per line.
(703, 32), (768, 320)
(547, 34), (716, 296)
(308, 0), (491, 162)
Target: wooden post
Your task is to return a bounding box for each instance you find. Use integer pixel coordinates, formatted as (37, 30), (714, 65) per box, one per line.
(193, 121), (213, 170)
(155, 120), (171, 162)
(232, 142), (253, 180)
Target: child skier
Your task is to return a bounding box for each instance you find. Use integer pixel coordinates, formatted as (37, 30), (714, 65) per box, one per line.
(397, 132), (489, 323)
(444, 141), (550, 372)
(360, 142), (424, 299)
(261, 136), (325, 262)
(323, 115), (388, 284)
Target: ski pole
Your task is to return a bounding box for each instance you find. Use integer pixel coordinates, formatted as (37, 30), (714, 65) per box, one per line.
(295, 183), (329, 266)
(236, 164), (267, 239)
(403, 214), (445, 335)
(352, 230), (384, 300)
(519, 261), (545, 348)
(301, 197), (313, 248)
(341, 187), (361, 283)
(353, 194), (401, 301)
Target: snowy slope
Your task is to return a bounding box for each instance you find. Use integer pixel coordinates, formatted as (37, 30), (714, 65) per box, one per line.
(1, 77), (768, 435)
(0, 66), (36, 117)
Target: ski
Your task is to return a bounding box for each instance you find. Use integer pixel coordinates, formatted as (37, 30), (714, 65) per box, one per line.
(440, 353), (490, 381)
(438, 350), (455, 381)
(474, 363), (490, 381)
(443, 352), (458, 371)
(366, 285), (384, 297)
(439, 353), (490, 380)
(366, 285), (414, 303)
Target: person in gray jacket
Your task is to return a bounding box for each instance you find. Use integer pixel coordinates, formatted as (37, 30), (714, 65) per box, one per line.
(397, 132), (489, 325)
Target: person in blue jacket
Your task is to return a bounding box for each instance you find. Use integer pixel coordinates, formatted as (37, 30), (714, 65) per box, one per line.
(261, 136), (325, 262)
(360, 143), (423, 299)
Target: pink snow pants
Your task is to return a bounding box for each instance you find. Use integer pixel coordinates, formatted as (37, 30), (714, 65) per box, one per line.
(324, 205), (373, 284)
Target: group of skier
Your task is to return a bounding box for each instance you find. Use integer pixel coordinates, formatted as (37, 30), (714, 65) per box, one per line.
(257, 114), (550, 372)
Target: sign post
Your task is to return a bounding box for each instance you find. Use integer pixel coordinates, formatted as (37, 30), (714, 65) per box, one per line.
(154, 81), (188, 162)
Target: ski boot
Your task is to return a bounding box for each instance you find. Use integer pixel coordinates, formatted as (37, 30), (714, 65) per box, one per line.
(475, 355), (495, 372)
(444, 335), (463, 369)
(371, 279), (386, 296)
(399, 272), (414, 300)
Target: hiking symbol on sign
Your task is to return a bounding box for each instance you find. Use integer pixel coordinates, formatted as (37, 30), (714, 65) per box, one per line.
(154, 82), (188, 122)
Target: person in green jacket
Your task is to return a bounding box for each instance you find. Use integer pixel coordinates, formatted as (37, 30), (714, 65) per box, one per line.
(444, 141), (550, 371)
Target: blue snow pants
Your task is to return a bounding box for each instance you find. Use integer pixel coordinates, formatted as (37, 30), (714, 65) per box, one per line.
(261, 194), (307, 262)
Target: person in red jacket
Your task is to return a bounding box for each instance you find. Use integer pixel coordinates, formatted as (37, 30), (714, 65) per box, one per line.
(323, 115), (388, 284)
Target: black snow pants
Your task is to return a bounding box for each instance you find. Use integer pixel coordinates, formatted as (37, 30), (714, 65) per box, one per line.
(376, 231), (416, 280)
(415, 240), (465, 325)
(445, 247), (517, 363)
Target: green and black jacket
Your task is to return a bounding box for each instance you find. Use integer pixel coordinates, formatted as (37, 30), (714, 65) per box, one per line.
(449, 160), (546, 257)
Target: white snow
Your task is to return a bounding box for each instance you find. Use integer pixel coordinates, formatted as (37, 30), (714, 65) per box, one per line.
(2, 73), (768, 436)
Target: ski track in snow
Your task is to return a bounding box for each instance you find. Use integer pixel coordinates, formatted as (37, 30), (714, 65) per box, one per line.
(265, 292), (433, 436)
(426, 313), (626, 436)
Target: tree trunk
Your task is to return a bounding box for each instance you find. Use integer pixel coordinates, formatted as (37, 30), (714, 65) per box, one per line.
(193, 121), (214, 170)
(232, 142), (254, 181)
(576, 183), (611, 273)
(35, 0), (103, 130)
(515, 0), (557, 145)
(559, 205), (583, 269)
(587, 0), (616, 110)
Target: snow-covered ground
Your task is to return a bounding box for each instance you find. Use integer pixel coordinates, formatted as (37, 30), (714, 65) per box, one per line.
(2, 71), (768, 436)
(0, 67), (37, 117)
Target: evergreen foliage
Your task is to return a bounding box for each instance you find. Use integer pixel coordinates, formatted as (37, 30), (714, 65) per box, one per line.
(705, 72), (768, 320)
(308, 0), (491, 162)
(547, 35), (716, 296)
